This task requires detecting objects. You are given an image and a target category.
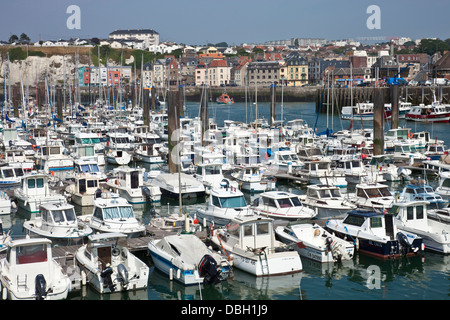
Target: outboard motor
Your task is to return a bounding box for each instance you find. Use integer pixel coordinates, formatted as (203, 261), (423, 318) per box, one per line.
(325, 237), (342, 262)
(117, 263), (129, 287)
(397, 232), (412, 256)
(35, 274), (47, 300)
(198, 255), (221, 285)
(100, 265), (116, 292)
(142, 186), (151, 202)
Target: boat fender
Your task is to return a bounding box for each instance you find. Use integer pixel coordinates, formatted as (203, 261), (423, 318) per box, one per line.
(117, 263), (129, 286)
(34, 274), (47, 300)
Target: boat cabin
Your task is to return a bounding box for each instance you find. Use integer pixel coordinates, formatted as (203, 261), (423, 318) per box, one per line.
(356, 183), (392, 199)
(20, 173), (52, 198)
(306, 184), (342, 200)
(255, 191), (303, 210)
(36, 202), (78, 231)
(83, 233), (128, 270)
(116, 167), (145, 190)
(342, 209), (395, 239)
(226, 215), (275, 252)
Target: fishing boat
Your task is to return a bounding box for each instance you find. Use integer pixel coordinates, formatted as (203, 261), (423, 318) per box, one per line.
(34, 141), (74, 174)
(230, 165), (276, 193)
(0, 238), (71, 300)
(275, 222), (354, 263)
(216, 93), (234, 104)
(65, 173), (101, 207)
(75, 233), (149, 294)
(391, 201), (450, 254)
(210, 215), (303, 276)
(81, 192), (146, 238)
(405, 100), (450, 123)
(298, 184), (356, 218)
(398, 179), (448, 209)
(23, 202), (92, 245)
(148, 233), (233, 285)
(341, 102), (392, 121)
(325, 209), (424, 259)
(72, 158), (107, 181)
(251, 191), (317, 220)
(196, 179), (254, 226)
(0, 149), (34, 172)
(14, 172), (67, 213)
(268, 150), (304, 174)
(105, 167), (148, 204)
(334, 158), (384, 184)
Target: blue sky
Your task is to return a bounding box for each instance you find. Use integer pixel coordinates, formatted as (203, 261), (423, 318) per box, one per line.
(1, 0), (449, 45)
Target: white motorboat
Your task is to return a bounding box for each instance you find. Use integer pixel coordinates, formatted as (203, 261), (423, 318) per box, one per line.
(398, 179), (448, 209)
(34, 141), (74, 174)
(334, 158), (384, 184)
(0, 237), (71, 300)
(105, 167), (148, 204)
(81, 193), (146, 238)
(23, 202), (92, 245)
(76, 233), (149, 294)
(0, 191), (12, 215)
(194, 163), (239, 194)
(1, 148), (34, 172)
(133, 143), (165, 164)
(251, 191), (317, 220)
(435, 171), (450, 201)
(151, 173), (205, 199)
(347, 182), (395, 211)
(268, 150), (304, 174)
(325, 209), (424, 259)
(196, 179), (254, 226)
(296, 159), (347, 188)
(211, 215), (303, 276)
(275, 222), (354, 263)
(148, 233), (233, 285)
(65, 173), (101, 207)
(392, 201), (450, 254)
(0, 219), (12, 253)
(14, 172), (67, 213)
(298, 184), (356, 218)
(366, 155), (411, 182)
(72, 158), (107, 181)
(231, 165), (276, 193)
(0, 166), (26, 188)
(106, 149), (132, 165)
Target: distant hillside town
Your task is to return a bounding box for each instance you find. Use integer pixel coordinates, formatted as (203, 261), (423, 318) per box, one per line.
(1, 28), (450, 89)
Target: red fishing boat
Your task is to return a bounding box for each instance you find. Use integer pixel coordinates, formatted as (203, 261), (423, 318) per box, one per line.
(216, 93), (234, 104)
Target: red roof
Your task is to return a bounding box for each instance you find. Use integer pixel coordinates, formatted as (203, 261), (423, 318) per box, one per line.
(209, 59), (227, 68)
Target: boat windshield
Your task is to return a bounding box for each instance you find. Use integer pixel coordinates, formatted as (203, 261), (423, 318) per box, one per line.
(219, 196), (247, 208)
(52, 208), (77, 223)
(103, 206), (135, 219)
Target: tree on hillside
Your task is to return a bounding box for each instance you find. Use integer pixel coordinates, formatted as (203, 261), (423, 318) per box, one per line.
(9, 34), (18, 44)
(19, 33), (30, 44)
(415, 39), (450, 55)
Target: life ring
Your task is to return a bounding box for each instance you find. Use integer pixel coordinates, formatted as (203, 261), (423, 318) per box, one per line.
(408, 132), (413, 138)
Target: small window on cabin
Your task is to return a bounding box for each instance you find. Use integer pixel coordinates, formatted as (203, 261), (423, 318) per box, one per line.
(370, 217), (383, 228)
(256, 223), (269, 235)
(416, 206), (424, 219)
(16, 244), (48, 264)
(407, 207), (414, 220)
(28, 179), (36, 189)
(36, 178), (44, 188)
(243, 225), (253, 237)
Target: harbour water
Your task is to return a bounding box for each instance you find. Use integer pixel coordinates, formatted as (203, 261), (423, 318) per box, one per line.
(5, 101), (450, 301)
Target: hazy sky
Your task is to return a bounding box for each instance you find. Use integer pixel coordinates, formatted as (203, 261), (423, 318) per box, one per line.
(1, 0), (449, 45)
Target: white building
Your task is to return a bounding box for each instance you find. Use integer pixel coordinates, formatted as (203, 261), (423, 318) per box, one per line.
(108, 28), (159, 49)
